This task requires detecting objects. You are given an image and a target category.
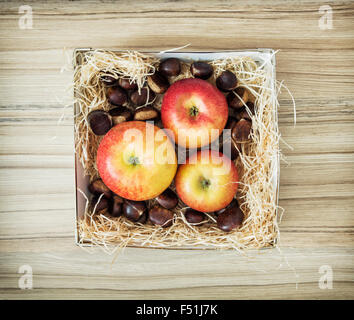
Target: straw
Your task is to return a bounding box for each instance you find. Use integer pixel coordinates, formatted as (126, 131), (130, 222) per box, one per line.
(74, 50), (284, 253)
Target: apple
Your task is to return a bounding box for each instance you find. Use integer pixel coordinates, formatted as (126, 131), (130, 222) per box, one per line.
(161, 78), (228, 149)
(97, 121), (177, 201)
(175, 150), (238, 212)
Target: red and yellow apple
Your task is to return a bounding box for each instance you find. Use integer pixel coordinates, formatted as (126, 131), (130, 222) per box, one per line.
(175, 150), (238, 212)
(161, 78), (228, 149)
(97, 121), (177, 201)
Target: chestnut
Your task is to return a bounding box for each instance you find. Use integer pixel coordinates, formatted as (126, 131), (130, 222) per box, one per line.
(156, 188), (178, 209)
(88, 178), (112, 198)
(130, 88), (155, 106)
(184, 209), (205, 224)
(217, 206), (244, 232)
(147, 72), (169, 94)
(106, 86), (128, 106)
(123, 200), (147, 222)
(159, 58), (181, 77)
(237, 102), (255, 121)
(215, 199), (239, 215)
(109, 107), (132, 125)
(109, 194), (124, 217)
(149, 205), (174, 227)
(91, 196), (110, 214)
(225, 116), (238, 131)
(232, 119), (252, 143)
(190, 62), (213, 80)
(118, 78), (138, 90)
(100, 74), (118, 86)
(216, 70), (238, 92)
(227, 87), (249, 110)
(87, 110), (112, 135)
(137, 211), (148, 224)
(133, 106), (160, 121)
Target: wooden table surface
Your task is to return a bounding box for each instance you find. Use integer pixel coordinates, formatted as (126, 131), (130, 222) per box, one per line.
(0, 0), (353, 300)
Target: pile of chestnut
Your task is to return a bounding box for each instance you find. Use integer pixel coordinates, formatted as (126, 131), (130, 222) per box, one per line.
(85, 57), (254, 232)
(88, 177), (244, 231)
(88, 57), (253, 146)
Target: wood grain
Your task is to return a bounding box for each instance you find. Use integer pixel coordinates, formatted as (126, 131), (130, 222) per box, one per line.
(0, 0), (353, 300)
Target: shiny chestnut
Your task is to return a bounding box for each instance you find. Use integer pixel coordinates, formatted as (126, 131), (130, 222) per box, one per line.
(217, 206), (244, 232)
(133, 106), (160, 121)
(147, 72), (169, 94)
(130, 88), (155, 106)
(227, 87), (249, 110)
(123, 200), (147, 222)
(88, 179), (112, 198)
(190, 62), (213, 80)
(149, 205), (174, 227)
(110, 194), (124, 217)
(184, 209), (205, 224)
(91, 196), (110, 214)
(156, 188), (178, 209)
(118, 78), (138, 90)
(159, 58), (181, 77)
(106, 86), (128, 106)
(109, 107), (132, 125)
(87, 110), (112, 136)
(231, 119), (252, 143)
(216, 70), (238, 92)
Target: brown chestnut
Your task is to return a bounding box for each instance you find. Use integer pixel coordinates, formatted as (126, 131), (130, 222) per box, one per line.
(137, 211), (148, 224)
(232, 119), (252, 143)
(217, 206), (244, 232)
(109, 194), (124, 217)
(216, 70), (238, 92)
(87, 110), (112, 136)
(190, 62), (213, 80)
(237, 102), (255, 121)
(149, 205), (174, 227)
(88, 179), (112, 198)
(106, 86), (128, 106)
(133, 106), (159, 121)
(225, 116), (239, 131)
(130, 88), (155, 106)
(91, 196), (110, 214)
(123, 200), (147, 222)
(156, 188), (178, 209)
(100, 74), (118, 86)
(159, 58), (181, 77)
(118, 78), (138, 90)
(147, 72), (169, 94)
(184, 209), (205, 224)
(216, 199), (239, 216)
(109, 107), (132, 125)
(227, 87), (249, 110)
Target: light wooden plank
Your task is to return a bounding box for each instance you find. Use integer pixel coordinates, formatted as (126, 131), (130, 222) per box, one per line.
(0, 0), (353, 300)
(1, 57), (354, 106)
(0, 245), (352, 299)
(0, 122), (353, 156)
(1, 283), (353, 300)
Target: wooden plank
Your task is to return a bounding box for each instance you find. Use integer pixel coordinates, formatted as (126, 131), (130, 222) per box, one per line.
(0, 122), (353, 156)
(1, 52), (354, 106)
(0, 157), (353, 196)
(0, 244), (352, 299)
(0, 0), (353, 300)
(1, 283), (353, 300)
(0, 1), (353, 51)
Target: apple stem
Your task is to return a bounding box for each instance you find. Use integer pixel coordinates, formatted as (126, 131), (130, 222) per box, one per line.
(200, 177), (211, 190)
(128, 155), (140, 166)
(189, 106), (199, 117)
